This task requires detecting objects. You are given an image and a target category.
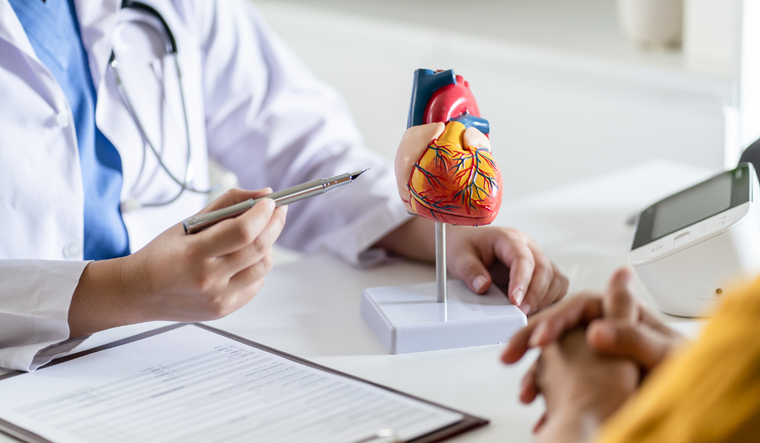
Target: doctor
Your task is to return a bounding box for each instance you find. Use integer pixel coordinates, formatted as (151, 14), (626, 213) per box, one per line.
(0, 0), (568, 371)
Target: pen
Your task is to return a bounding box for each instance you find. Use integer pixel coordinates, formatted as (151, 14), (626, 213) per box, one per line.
(183, 169), (368, 234)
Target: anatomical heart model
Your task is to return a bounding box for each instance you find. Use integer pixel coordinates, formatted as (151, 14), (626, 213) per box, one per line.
(396, 69), (502, 226)
(359, 71), (524, 354)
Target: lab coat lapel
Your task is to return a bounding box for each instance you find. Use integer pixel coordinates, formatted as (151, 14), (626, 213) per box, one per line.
(73, 0), (119, 93)
(0, 0), (35, 59)
(73, 0), (140, 205)
(0, 0), (73, 113)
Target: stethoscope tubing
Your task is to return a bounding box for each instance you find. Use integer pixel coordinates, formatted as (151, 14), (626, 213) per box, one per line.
(112, 0), (221, 210)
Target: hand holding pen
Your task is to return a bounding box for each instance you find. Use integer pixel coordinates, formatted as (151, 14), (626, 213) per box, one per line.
(183, 169), (368, 234)
(72, 170), (369, 337)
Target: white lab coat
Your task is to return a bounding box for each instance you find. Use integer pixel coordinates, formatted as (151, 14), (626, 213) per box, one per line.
(0, 0), (410, 371)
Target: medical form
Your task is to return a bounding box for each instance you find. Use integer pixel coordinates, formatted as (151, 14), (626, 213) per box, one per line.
(0, 324), (486, 443)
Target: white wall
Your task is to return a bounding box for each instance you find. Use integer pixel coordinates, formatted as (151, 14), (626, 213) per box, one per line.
(254, 1), (732, 199)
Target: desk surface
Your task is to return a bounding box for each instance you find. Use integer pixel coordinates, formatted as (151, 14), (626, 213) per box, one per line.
(0, 159), (714, 443)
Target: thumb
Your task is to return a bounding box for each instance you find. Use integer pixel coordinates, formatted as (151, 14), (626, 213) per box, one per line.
(587, 319), (673, 371)
(394, 123), (445, 207)
(449, 251), (492, 294)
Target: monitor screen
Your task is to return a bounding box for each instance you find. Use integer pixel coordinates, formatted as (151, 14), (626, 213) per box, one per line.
(651, 173), (732, 239)
(631, 164), (752, 250)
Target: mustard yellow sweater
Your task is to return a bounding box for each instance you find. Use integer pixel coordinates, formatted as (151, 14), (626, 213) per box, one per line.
(595, 277), (760, 442)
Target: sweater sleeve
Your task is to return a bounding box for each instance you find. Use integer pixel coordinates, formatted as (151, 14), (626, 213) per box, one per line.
(594, 275), (760, 443)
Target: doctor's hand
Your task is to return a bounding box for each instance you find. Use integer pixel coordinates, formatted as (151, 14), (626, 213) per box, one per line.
(68, 188), (286, 337)
(374, 217), (568, 315)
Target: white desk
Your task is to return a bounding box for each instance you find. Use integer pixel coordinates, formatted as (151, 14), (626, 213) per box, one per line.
(0, 159), (713, 443)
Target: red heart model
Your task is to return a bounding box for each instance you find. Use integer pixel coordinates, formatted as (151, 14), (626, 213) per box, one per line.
(398, 70), (503, 226)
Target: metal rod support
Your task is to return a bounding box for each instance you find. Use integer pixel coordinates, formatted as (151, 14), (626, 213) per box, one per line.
(436, 222), (447, 304)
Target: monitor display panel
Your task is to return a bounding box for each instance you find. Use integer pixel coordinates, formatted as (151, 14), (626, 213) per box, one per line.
(632, 164), (751, 250)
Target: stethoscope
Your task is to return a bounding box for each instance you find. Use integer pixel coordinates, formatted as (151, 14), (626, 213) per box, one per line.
(110, 0), (222, 212)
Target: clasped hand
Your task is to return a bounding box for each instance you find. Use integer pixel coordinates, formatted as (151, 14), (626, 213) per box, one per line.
(502, 268), (686, 442)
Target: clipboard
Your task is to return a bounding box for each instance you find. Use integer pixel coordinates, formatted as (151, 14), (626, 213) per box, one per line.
(0, 323), (487, 443)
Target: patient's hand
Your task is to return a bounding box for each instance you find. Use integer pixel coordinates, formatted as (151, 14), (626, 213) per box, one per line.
(503, 267), (684, 370)
(533, 328), (639, 443)
(503, 268), (685, 405)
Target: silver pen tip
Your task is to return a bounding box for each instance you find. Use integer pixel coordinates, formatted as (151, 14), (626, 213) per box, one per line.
(349, 168), (369, 180)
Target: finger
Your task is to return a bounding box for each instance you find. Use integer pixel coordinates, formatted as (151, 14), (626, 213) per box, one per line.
(195, 187), (273, 215)
(604, 267), (678, 337)
(501, 294), (603, 363)
(638, 303), (680, 336)
(226, 249), (274, 297)
(448, 245), (492, 294)
(587, 319), (676, 371)
(519, 245), (554, 316)
(501, 322), (537, 364)
(491, 233), (534, 309)
(533, 347), (549, 394)
(213, 275), (267, 319)
(394, 123), (446, 204)
(528, 294), (604, 348)
(508, 258), (533, 311)
(533, 413), (547, 434)
(195, 198), (276, 257)
(536, 263), (569, 312)
(603, 267), (638, 322)
(402, 199), (415, 215)
(463, 127), (491, 152)
(519, 360), (540, 404)
(217, 206), (287, 276)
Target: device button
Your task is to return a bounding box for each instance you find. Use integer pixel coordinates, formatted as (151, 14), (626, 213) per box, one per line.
(697, 286), (724, 300)
(673, 232), (691, 247)
(63, 242), (81, 259)
(649, 241), (666, 257)
(56, 110), (71, 128)
(698, 222), (709, 234)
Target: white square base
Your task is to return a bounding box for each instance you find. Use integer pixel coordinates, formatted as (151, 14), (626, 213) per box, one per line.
(361, 280), (527, 354)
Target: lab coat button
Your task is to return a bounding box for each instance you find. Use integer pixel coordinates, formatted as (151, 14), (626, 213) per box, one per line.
(56, 110), (71, 128)
(63, 242), (81, 259)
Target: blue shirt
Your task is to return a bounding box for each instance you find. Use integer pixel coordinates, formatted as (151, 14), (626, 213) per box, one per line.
(9, 0), (130, 260)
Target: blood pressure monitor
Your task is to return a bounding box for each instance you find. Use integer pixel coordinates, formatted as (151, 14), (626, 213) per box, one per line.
(629, 163), (760, 317)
